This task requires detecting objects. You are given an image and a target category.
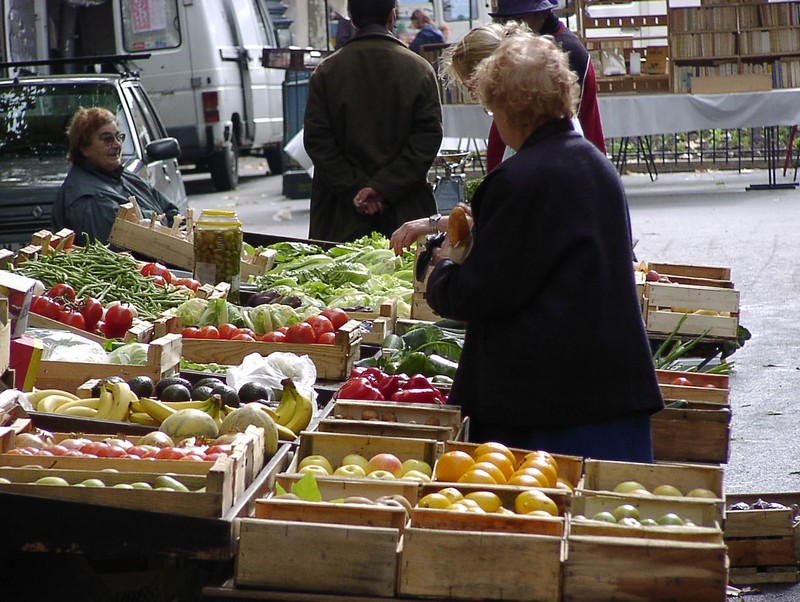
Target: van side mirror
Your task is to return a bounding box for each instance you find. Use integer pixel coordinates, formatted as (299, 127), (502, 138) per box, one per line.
(146, 137), (181, 162)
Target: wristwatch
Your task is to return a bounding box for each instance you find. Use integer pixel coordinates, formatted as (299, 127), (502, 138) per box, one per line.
(428, 213), (442, 234)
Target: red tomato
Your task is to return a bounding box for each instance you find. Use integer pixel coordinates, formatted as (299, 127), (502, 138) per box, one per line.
(79, 441), (109, 456)
(48, 283), (76, 301)
(321, 307), (349, 330)
(141, 262), (173, 284)
(59, 310), (86, 331)
(79, 297), (103, 329)
(670, 377), (694, 387)
(151, 275), (168, 287)
(43, 445), (70, 456)
(285, 322), (316, 344)
(198, 325), (221, 339)
(31, 295), (61, 320)
(203, 452), (228, 462)
(182, 326), (201, 338)
(105, 303), (134, 337)
(234, 327), (256, 339)
(155, 447), (189, 460)
(179, 454), (206, 462)
(205, 444), (232, 455)
(126, 445), (154, 457)
(173, 277), (201, 292)
(217, 323), (240, 339)
(316, 331), (336, 345)
(278, 326), (288, 334)
(260, 331), (286, 343)
(305, 314), (334, 338)
(232, 333), (257, 342)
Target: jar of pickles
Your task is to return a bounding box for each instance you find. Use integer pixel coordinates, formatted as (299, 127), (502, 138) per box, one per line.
(193, 209), (243, 303)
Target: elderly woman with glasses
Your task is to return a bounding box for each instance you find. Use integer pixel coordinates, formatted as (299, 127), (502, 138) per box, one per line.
(422, 33), (663, 462)
(53, 106), (179, 245)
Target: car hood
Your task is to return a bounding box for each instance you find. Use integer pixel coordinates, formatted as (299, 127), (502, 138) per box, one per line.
(0, 154), (69, 190)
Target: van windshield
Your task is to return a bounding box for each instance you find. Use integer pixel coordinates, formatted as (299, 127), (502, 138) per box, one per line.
(120, 0), (181, 52)
(0, 83), (129, 157)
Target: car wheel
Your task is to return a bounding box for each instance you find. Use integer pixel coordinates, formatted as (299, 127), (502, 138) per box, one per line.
(264, 147), (285, 175)
(210, 140), (239, 191)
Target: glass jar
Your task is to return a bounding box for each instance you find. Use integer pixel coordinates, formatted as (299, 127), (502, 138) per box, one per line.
(193, 209), (243, 303)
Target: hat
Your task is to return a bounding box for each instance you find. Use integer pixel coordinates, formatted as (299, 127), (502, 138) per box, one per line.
(489, 0), (557, 18)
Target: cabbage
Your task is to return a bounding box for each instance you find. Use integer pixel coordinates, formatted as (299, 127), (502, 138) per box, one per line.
(172, 298), (209, 326)
(107, 343), (149, 365)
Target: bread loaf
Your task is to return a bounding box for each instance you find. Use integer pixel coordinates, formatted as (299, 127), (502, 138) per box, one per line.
(448, 205), (470, 248)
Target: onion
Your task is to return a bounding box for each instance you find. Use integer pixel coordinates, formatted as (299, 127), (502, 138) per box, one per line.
(59, 437), (93, 450)
(136, 431), (174, 448)
(14, 433), (49, 449)
(211, 432), (248, 446)
(103, 437), (134, 450)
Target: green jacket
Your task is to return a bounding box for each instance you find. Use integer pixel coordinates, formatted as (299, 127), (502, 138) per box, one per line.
(304, 25), (443, 242)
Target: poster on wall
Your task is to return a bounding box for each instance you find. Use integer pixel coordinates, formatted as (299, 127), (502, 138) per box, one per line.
(131, 0), (168, 34)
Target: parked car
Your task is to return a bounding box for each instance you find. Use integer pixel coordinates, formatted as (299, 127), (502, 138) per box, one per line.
(0, 56), (187, 249)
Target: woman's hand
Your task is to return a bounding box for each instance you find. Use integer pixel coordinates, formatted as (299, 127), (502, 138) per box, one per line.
(391, 215), (450, 256)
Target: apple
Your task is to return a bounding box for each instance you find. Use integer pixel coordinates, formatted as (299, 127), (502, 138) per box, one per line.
(645, 269), (661, 282)
(113, 483), (135, 489)
(613, 481), (648, 494)
(340, 453), (370, 472)
(34, 476), (69, 486)
(298, 464), (331, 476)
(640, 518), (659, 527)
(366, 453), (403, 477)
(130, 482), (154, 490)
(612, 504), (641, 522)
(333, 464), (367, 478)
(618, 517), (642, 527)
(657, 513), (685, 526)
(80, 478), (106, 488)
(591, 511), (617, 523)
(400, 458), (432, 478)
(401, 469), (432, 482)
(366, 469), (396, 479)
(653, 484), (683, 497)
(686, 488), (718, 499)
(299, 455), (334, 474)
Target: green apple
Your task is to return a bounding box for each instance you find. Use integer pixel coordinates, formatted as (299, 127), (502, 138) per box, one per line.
(613, 481), (648, 494)
(686, 488), (718, 499)
(80, 478), (106, 488)
(652, 484), (683, 497)
(333, 464), (367, 478)
(591, 511), (617, 523)
(400, 458), (432, 478)
(401, 469), (432, 482)
(34, 476), (70, 486)
(617, 517), (642, 527)
(154, 475), (189, 492)
(113, 483), (135, 489)
(298, 464), (331, 476)
(366, 469), (397, 480)
(612, 504), (641, 522)
(340, 453), (370, 472)
(298, 454), (334, 474)
(656, 512), (685, 526)
(640, 518), (659, 527)
(130, 482), (154, 490)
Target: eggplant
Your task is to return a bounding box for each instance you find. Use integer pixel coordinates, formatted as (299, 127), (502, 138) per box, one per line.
(247, 289), (281, 307)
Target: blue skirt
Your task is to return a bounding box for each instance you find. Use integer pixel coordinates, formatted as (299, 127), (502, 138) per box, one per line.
(468, 413), (654, 463)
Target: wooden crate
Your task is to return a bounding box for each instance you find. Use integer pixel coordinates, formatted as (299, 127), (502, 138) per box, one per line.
(180, 320), (360, 380)
(725, 492), (800, 584)
(580, 459), (724, 519)
(444, 441), (584, 493)
(597, 74), (671, 94)
(651, 401), (731, 464)
(571, 491), (723, 544)
(647, 262), (734, 289)
(236, 518), (400, 596)
(0, 298), (10, 374)
(644, 281), (740, 340)
(411, 291), (440, 322)
(291, 431), (438, 478)
(107, 202), (276, 279)
(399, 526), (563, 601)
(320, 399), (464, 442)
(656, 369), (730, 406)
(275, 472), (421, 505)
(563, 535), (728, 602)
(27, 311), (179, 345)
(348, 299), (397, 345)
(33, 333), (182, 391)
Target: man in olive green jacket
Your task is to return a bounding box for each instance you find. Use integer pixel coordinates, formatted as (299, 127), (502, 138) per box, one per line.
(304, 0), (443, 243)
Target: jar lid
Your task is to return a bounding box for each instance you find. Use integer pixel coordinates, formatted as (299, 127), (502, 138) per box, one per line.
(200, 209), (238, 217)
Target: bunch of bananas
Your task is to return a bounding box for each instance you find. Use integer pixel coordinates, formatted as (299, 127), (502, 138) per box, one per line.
(132, 395), (227, 429)
(27, 381), (138, 422)
(271, 378), (314, 440)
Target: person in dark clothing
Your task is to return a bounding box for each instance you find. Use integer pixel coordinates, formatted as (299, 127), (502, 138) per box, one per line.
(424, 32), (662, 462)
(408, 9), (445, 54)
(487, 0), (606, 170)
(53, 107), (178, 245)
(304, 0), (443, 243)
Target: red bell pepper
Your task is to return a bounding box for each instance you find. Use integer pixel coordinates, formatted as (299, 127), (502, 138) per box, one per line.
(390, 387), (445, 404)
(335, 376), (385, 401)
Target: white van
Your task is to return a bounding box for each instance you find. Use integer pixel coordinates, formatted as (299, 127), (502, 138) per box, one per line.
(2, 0), (289, 191)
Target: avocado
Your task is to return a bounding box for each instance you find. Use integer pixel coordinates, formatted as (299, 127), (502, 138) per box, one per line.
(238, 381), (274, 403)
(155, 376), (193, 398)
(160, 383), (192, 402)
(127, 375), (155, 399)
(194, 376), (225, 390)
(211, 382), (240, 407)
(191, 384), (215, 401)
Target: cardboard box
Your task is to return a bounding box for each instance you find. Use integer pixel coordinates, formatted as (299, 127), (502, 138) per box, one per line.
(0, 270), (37, 338)
(691, 74), (772, 95)
(9, 336), (43, 392)
(645, 46), (668, 75)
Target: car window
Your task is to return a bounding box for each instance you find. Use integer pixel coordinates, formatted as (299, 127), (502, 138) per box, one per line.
(122, 84), (169, 147)
(0, 82), (123, 157)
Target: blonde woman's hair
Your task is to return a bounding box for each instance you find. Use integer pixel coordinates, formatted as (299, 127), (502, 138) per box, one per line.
(438, 21), (530, 90)
(474, 34), (579, 131)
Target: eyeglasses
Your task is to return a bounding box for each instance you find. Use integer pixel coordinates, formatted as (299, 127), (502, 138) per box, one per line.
(98, 132), (126, 146)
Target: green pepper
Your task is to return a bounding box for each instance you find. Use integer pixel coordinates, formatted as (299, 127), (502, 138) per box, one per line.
(397, 351), (428, 376)
(382, 333), (404, 351)
(424, 354), (459, 378)
(430, 374), (454, 386)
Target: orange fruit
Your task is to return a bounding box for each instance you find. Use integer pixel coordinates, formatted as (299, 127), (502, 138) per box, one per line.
(511, 466), (549, 487)
(519, 457), (558, 488)
(514, 490), (559, 516)
(457, 468), (497, 484)
(556, 477), (575, 492)
(506, 473), (547, 487)
(473, 441), (516, 467)
(523, 450), (559, 473)
(472, 461), (507, 484)
(474, 452), (515, 481)
(434, 451), (475, 482)
(464, 491), (503, 513)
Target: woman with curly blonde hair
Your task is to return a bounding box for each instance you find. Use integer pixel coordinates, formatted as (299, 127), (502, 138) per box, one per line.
(423, 33), (663, 462)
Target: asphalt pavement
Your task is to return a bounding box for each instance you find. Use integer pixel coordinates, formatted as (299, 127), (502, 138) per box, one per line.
(186, 159), (800, 600)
